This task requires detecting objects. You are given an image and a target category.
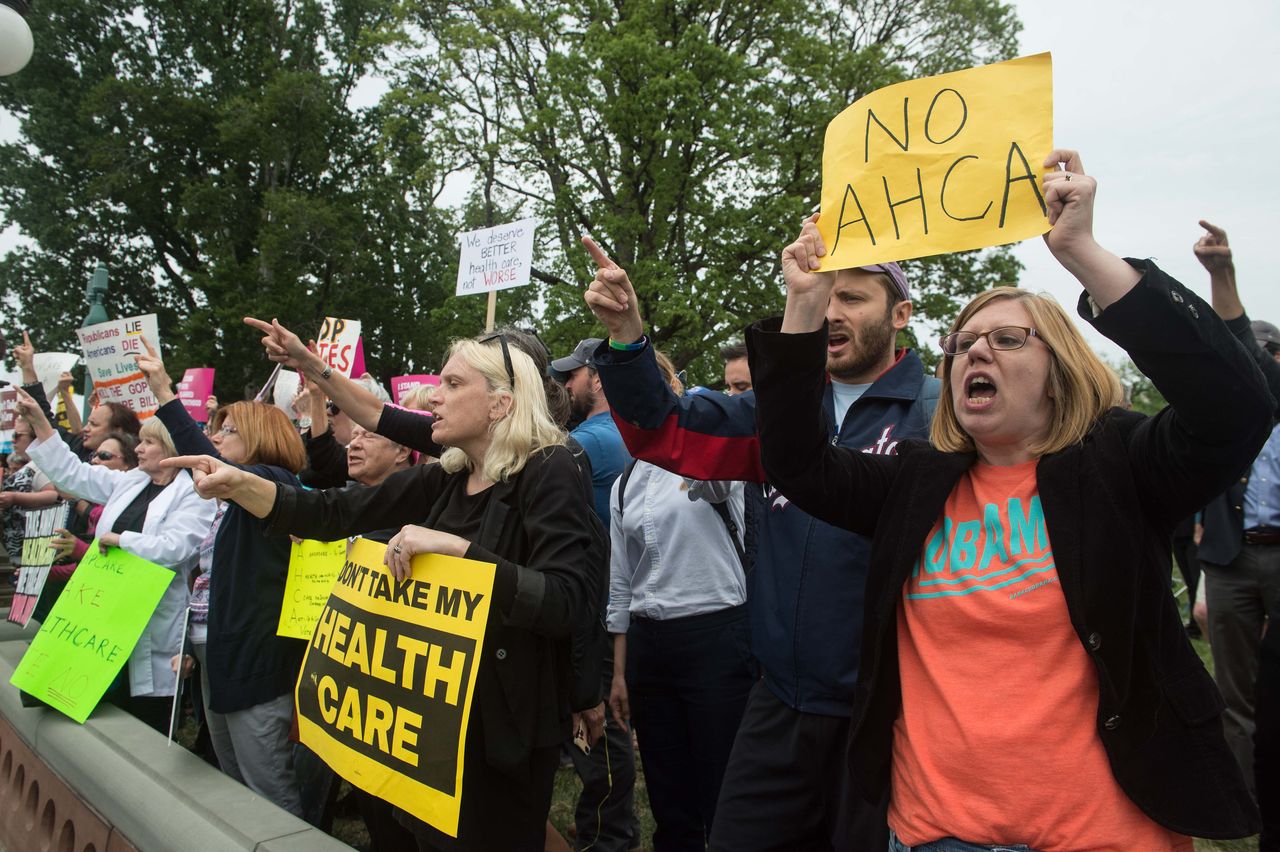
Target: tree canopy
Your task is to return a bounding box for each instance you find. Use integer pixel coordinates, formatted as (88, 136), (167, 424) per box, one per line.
(0, 0), (1025, 391)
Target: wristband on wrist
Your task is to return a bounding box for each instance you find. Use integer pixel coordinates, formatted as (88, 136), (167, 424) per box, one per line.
(608, 336), (646, 351)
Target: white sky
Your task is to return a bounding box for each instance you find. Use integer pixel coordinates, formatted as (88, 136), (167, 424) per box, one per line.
(1008, 0), (1280, 357)
(2, 0), (1277, 364)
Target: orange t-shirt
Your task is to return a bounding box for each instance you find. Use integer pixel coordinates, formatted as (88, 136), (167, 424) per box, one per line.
(888, 460), (1191, 852)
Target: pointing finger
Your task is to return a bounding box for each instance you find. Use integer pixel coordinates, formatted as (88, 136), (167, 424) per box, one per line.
(581, 235), (619, 271)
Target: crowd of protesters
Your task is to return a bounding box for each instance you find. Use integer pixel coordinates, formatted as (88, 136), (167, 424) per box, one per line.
(0, 148), (1275, 852)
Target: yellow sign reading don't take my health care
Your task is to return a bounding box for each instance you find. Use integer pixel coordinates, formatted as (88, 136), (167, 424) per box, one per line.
(817, 52), (1053, 270)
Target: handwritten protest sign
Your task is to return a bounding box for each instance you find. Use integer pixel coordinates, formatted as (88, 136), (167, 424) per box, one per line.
(278, 539), (348, 640)
(455, 219), (536, 297)
(10, 544), (173, 723)
(817, 52), (1053, 270)
(175, 368), (215, 423)
(0, 386), (15, 453)
(76, 314), (162, 417)
(8, 503), (72, 627)
(295, 538), (495, 838)
(391, 375), (439, 406)
(316, 318), (362, 378)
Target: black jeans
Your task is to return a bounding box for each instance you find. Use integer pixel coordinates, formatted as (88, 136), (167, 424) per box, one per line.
(628, 605), (755, 851)
(1258, 624), (1280, 851)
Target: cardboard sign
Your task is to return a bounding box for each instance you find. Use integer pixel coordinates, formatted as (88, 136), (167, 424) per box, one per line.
(33, 352), (80, 399)
(175, 368), (216, 424)
(0, 386), (15, 454)
(10, 544), (174, 723)
(278, 539), (348, 640)
(391, 375), (439, 406)
(455, 219), (537, 297)
(76, 314), (162, 417)
(8, 503), (73, 627)
(316, 318), (362, 378)
(817, 52), (1053, 270)
(295, 538), (495, 838)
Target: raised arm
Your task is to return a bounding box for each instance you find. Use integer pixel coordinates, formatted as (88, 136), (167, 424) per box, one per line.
(135, 341), (222, 459)
(17, 388), (120, 505)
(1040, 149), (1143, 310)
(244, 317), (384, 431)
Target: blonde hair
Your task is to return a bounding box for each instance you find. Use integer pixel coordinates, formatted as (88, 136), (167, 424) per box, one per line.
(401, 383), (435, 412)
(220, 401), (307, 473)
(654, 350), (684, 395)
(932, 288), (1123, 457)
(138, 418), (177, 458)
(439, 337), (566, 482)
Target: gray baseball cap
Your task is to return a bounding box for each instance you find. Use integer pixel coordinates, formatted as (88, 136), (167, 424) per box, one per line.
(1253, 320), (1280, 348)
(858, 262), (910, 302)
(550, 338), (604, 381)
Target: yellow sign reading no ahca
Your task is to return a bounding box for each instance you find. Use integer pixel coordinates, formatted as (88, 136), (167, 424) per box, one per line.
(818, 52), (1053, 270)
(295, 537), (495, 838)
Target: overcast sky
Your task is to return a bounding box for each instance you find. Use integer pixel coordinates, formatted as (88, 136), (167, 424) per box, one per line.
(1008, 0), (1280, 357)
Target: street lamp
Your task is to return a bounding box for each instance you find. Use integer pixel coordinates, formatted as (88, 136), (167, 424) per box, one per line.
(81, 262), (108, 418)
(0, 0), (31, 76)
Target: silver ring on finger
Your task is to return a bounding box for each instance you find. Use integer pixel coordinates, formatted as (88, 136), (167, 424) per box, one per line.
(393, 544), (403, 554)
(1065, 174), (1073, 182)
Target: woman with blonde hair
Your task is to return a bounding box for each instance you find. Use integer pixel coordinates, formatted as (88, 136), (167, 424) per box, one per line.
(15, 389), (214, 732)
(134, 342), (309, 816)
(167, 331), (603, 851)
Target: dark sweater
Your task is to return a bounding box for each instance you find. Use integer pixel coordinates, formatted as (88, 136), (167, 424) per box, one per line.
(156, 399), (305, 713)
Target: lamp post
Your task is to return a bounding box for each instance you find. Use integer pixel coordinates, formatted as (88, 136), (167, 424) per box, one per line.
(81, 262), (108, 419)
(0, 0), (32, 76)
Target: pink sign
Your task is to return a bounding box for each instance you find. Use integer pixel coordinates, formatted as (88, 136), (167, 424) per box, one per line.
(391, 374), (439, 405)
(176, 368), (216, 423)
(351, 337), (367, 379)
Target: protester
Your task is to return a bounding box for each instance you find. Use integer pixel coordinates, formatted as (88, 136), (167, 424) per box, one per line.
(1, 415), (59, 573)
(16, 388), (214, 733)
(583, 229), (937, 848)
(607, 351), (754, 851)
(135, 340), (309, 816)
(34, 432), (139, 622)
(551, 337), (632, 523)
(719, 341), (752, 395)
(743, 150), (1264, 847)
(165, 332), (602, 851)
(1194, 219), (1280, 799)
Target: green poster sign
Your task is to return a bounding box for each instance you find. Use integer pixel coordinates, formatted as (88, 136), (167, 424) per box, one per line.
(10, 543), (174, 723)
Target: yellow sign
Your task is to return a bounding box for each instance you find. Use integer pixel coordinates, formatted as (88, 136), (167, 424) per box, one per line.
(278, 539), (348, 640)
(818, 52), (1053, 270)
(294, 538), (495, 838)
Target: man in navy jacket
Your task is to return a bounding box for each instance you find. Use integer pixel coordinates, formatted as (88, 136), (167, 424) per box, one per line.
(581, 233), (939, 850)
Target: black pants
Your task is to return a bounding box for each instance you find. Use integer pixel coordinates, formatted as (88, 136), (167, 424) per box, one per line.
(1259, 624), (1280, 851)
(1172, 534), (1200, 621)
(708, 679), (888, 852)
(628, 605), (755, 851)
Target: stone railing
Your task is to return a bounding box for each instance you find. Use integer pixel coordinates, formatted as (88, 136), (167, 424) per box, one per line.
(0, 618), (352, 851)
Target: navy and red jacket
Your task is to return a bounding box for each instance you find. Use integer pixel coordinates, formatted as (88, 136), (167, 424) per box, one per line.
(593, 335), (940, 716)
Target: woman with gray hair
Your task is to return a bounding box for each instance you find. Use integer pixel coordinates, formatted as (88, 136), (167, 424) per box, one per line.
(13, 387), (215, 732)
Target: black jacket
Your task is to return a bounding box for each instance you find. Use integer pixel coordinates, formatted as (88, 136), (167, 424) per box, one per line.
(1197, 312), (1280, 566)
(265, 444), (604, 778)
(749, 261), (1270, 839)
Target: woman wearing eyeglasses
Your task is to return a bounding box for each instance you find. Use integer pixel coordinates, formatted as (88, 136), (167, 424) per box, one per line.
(165, 332), (602, 851)
(14, 389), (215, 733)
(131, 342), (310, 817)
(733, 149), (1267, 848)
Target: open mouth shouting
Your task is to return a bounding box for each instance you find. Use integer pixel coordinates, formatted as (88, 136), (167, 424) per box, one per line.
(827, 331), (850, 354)
(964, 372), (998, 409)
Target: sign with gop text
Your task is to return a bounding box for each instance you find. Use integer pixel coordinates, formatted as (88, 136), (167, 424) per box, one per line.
(295, 538), (495, 838)
(76, 314), (162, 417)
(455, 219), (537, 297)
(817, 52), (1053, 270)
(10, 544), (173, 723)
(315, 318), (362, 378)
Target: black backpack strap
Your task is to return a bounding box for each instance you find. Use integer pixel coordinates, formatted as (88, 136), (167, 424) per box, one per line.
(614, 459), (639, 519)
(711, 498), (749, 573)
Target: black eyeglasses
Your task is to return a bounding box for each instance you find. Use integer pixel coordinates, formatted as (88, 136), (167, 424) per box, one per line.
(939, 326), (1040, 356)
(93, 450), (117, 461)
(478, 332), (516, 390)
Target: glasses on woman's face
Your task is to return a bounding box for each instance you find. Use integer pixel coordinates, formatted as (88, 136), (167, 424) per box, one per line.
(216, 425), (238, 437)
(93, 450), (117, 462)
(477, 332), (516, 390)
(939, 326), (1040, 357)
(12, 432), (32, 443)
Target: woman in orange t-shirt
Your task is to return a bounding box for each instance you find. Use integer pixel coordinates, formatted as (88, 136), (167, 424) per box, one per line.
(735, 149), (1265, 850)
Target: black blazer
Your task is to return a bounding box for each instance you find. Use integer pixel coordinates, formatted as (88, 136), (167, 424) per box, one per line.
(1198, 312), (1280, 566)
(749, 261), (1270, 839)
(266, 444), (604, 778)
